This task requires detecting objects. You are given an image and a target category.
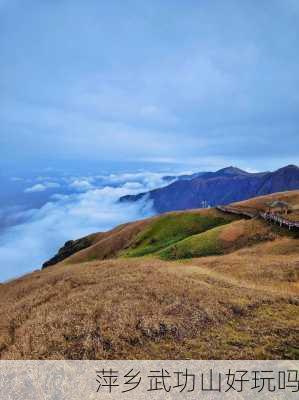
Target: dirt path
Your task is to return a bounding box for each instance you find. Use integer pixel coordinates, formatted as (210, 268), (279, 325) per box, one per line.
(161, 260), (299, 301)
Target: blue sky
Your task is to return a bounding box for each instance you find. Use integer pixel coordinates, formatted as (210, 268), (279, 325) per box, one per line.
(0, 0), (299, 280)
(0, 0), (299, 171)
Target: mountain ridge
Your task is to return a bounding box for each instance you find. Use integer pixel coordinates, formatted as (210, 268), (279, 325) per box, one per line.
(1, 190), (298, 360)
(120, 164), (299, 213)
(42, 189), (299, 268)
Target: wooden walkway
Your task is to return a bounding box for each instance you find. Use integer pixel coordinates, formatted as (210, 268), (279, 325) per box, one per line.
(216, 205), (257, 219)
(216, 206), (299, 231)
(259, 212), (299, 230)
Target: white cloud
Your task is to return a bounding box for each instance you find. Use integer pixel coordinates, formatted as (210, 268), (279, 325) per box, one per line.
(244, 167), (260, 173)
(0, 171), (166, 281)
(69, 179), (94, 191)
(102, 171), (172, 190)
(24, 184), (47, 193)
(24, 182), (60, 193)
(123, 182), (143, 190)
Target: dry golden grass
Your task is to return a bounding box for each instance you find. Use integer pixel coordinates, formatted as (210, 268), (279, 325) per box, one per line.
(1, 191), (298, 360)
(64, 208), (235, 264)
(0, 238), (298, 360)
(232, 190), (299, 211)
(287, 210), (299, 222)
(64, 219), (152, 264)
(231, 190), (299, 224)
(43, 191), (299, 267)
(219, 218), (275, 249)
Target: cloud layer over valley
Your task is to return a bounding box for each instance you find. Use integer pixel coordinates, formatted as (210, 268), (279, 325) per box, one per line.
(0, 171), (170, 281)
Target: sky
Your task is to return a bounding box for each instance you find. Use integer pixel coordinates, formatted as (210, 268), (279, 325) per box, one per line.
(0, 0), (298, 172)
(0, 1), (299, 280)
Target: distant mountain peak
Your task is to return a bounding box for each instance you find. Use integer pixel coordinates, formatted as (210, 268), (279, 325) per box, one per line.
(119, 163), (299, 213)
(273, 164), (299, 176)
(216, 166), (249, 176)
(280, 164), (298, 171)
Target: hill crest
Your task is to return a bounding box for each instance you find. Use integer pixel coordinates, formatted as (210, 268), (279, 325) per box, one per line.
(120, 164), (299, 213)
(42, 190), (299, 268)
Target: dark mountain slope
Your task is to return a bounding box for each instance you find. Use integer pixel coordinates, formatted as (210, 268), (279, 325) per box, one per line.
(120, 165), (299, 213)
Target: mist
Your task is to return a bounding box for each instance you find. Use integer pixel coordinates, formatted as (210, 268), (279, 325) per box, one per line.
(0, 171), (171, 281)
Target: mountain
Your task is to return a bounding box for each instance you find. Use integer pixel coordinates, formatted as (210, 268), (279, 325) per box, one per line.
(1, 191), (298, 359)
(120, 165), (299, 213)
(42, 189), (299, 268)
(162, 171), (209, 182)
(42, 208), (239, 268)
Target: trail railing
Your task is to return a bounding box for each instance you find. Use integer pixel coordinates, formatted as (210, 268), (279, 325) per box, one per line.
(259, 212), (299, 230)
(216, 206), (299, 231)
(216, 206), (257, 219)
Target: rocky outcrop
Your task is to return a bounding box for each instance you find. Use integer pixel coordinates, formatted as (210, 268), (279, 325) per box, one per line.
(42, 237), (93, 268)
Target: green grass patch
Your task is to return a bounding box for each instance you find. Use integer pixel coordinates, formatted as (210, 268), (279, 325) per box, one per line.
(122, 211), (236, 258)
(159, 225), (224, 260)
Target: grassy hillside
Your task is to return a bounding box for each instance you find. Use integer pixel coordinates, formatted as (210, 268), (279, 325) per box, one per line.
(232, 190), (299, 223)
(63, 219), (153, 264)
(0, 190), (298, 360)
(57, 209), (239, 264)
(0, 238), (298, 359)
(121, 209), (237, 257)
(159, 219), (275, 260)
(42, 191), (299, 267)
(159, 224), (223, 259)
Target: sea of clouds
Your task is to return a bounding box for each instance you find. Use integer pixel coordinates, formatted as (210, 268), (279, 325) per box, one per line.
(0, 171), (176, 282)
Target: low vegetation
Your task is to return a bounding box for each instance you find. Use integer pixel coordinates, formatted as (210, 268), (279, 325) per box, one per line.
(0, 191), (298, 359)
(159, 225), (222, 259)
(0, 238), (298, 359)
(122, 210), (236, 257)
(159, 218), (276, 260)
